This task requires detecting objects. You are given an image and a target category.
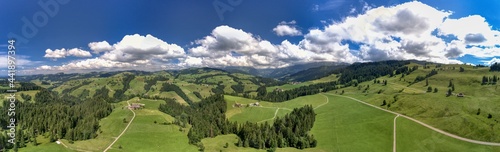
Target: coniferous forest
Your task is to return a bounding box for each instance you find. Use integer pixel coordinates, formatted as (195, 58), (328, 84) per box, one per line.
(0, 88), (112, 150)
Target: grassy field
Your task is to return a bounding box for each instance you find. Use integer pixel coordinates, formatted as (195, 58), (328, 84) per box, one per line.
(224, 95), (326, 123)
(396, 117), (500, 152)
(338, 63), (500, 143)
(213, 93), (500, 152)
(107, 99), (198, 152)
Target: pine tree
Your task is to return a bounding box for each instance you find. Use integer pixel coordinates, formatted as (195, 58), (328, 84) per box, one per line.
(482, 76), (489, 85)
(427, 86), (433, 92)
(425, 79), (429, 86)
(434, 88), (438, 93)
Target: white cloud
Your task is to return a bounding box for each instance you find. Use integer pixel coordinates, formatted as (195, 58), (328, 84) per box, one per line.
(44, 48), (92, 59)
(36, 58), (136, 71)
(482, 57), (500, 66)
(189, 25), (277, 58)
(37, 34), (185, 73)
(100, 34), (185, 62)
(273, 21), (303, 36)
(88, 41), (113, 53)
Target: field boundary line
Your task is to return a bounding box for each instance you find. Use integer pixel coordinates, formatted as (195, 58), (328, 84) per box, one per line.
(103, 101), (137, 152)
(325, 93), (500, 146)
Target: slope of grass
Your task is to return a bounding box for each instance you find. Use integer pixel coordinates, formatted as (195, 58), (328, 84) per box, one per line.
(59, 100), (133, 151)
(397, 117), (500, 152)
(107, 99), (198, 152)
(339, 63), (500, 142)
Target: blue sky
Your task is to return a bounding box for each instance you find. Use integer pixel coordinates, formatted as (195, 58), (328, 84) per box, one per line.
(1, 0), (499, 74)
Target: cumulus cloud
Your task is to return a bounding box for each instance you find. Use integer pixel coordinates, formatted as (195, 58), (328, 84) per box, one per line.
(88, 41), (113, 53)
(189, 25), (276, 58)
(44, 48), (92, 59)
(100, 34), (185, 63)
(37, 34), (186, 73)
(32, 1), (500, 74)
(482, 58), (500, 66)
(36, 58), (136, 71)
(273, 21), (303, 36)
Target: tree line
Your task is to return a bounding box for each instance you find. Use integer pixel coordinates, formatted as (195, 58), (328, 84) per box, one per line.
(253, 81), (338, 102)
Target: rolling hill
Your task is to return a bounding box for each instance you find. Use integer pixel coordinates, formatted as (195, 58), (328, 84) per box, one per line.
(1, 60), (500, 152)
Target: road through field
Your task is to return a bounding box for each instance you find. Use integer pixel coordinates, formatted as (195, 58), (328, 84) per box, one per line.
(103, 101), (137, 152)
(325, 93), (500, 147)
(393, 115), (399, 152)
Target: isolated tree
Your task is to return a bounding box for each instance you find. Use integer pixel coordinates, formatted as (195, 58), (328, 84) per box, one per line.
(459, 67), (465, 72)
(451, 84), (455, 91)
(447, 88), (452, 97)
(384, 80), (387, 86)
(448, 80), (453, 87)
(381, 100), (387, 106)
(434, 88), (438, 93)
(425, 79), (429, 86)
(427, 86), (433, 92)
(488, 114), (493, 119)
(477, 108), (481, 115)
(493, 75), (498, 84)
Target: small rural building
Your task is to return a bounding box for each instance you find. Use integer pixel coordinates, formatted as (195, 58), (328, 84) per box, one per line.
(457, 93), (464, 97)
(274, 88), (284, 92)
(129, 103), (145, 110)
(249, 102), (260, 107)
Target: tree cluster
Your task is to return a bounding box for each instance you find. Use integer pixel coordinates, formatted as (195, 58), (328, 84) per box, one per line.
(0, 89), (112, 150)
(159, 94), (317, 150)
(236, 105), (317, 149)
(413, 69), (438, 83)
(254, 81), (338, 102)
(490, 63), (500, 72)
(336, 60), (410, 84)
(482, 75), (498, 85)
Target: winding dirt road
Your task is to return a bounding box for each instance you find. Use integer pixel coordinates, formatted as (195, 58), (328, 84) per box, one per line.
(315, 94), (330, 110)
(325, 93), (500, 147)
(103, 101), (137, 152)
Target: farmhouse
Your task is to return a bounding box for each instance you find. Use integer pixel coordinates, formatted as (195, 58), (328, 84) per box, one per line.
(129, 103), (145, 110)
